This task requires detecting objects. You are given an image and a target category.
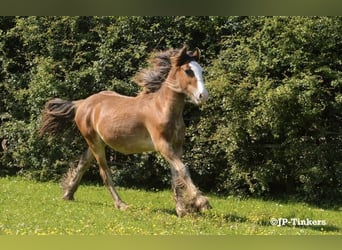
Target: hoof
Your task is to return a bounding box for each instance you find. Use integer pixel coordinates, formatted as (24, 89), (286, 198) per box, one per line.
(196, 195), (212, 211)
(62, 193), (75, 201)
(115, 201), (129, 211)
(175, 195), (211, 217)
(176, 205), (187, 218)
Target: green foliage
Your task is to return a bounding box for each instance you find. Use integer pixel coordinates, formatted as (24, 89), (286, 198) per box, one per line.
(1, 17), (341, 204)
(205, 17), (342, 203)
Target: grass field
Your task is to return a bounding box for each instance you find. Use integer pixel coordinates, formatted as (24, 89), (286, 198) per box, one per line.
(0, 177), (341, 235)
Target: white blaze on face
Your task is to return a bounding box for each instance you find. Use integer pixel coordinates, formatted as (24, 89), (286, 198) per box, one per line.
(189, 61), (209, 105)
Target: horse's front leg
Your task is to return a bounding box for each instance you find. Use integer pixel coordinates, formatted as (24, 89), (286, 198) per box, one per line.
(169, 158), (211, 217)
(158, 144), (211, 217)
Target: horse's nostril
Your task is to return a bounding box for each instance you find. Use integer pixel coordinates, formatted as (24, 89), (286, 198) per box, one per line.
(199, 93), (203, 99)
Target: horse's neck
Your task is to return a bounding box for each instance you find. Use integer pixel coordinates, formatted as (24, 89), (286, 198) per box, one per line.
(158, 83), (185, 118)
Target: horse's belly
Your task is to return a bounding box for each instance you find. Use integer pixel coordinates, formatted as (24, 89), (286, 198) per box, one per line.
(104, 129), (155, 155)
(114, 137), (155, 155)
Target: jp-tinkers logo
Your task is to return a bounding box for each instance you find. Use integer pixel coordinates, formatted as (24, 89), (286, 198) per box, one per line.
(270, 218), (327, 227)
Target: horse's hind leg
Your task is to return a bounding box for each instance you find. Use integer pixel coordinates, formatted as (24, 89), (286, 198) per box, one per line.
(90, 145), (129, 210)
(62, 147), (94, 200)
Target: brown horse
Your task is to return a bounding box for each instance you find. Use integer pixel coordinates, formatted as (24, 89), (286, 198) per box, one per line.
(39, 45), (211, 217)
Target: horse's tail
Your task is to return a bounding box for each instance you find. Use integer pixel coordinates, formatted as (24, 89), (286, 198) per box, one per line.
(39, 98), (80, 137)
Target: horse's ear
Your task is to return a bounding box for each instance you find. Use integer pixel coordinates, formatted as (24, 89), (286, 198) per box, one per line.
(171, 45), (189, 66)
(192, 47), (201, 61)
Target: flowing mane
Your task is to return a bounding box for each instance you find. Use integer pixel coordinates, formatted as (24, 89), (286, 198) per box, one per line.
(133, 47), (194, 93)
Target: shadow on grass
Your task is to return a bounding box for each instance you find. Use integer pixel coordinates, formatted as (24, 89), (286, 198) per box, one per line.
(70, 199), (113, 208)
(220, 213), (248, 223)
(151, 208), (177, 216)
(151, 207), (248, 223)
(199, 212), (248, 223)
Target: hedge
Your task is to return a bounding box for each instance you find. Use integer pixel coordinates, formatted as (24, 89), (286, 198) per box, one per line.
(1, 16), (341, 204)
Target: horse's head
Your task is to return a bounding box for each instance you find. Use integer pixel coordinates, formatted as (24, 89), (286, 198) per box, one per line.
(169, 46), (209, 105)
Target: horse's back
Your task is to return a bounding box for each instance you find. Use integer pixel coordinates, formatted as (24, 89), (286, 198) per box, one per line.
(98, 90), (129, 97)
(93, 90), (134, 100)
(75, 90), (138, 127)
(77, 91), (135, 111)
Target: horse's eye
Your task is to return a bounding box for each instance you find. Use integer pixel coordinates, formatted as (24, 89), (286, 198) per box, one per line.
(184, 69), (194, 77)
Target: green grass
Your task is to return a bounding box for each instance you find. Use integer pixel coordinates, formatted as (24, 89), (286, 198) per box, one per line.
(0, 177), (341, 235)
